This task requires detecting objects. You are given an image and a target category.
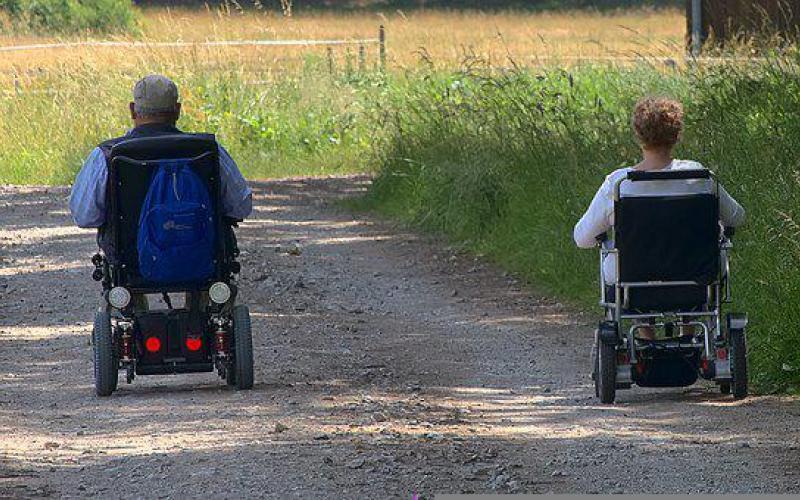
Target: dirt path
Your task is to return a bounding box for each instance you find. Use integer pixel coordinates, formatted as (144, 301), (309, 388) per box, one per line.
(2, 176), (800, 498)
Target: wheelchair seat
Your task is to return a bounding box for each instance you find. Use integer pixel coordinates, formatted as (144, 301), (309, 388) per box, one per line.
(605, 285), (708, 313)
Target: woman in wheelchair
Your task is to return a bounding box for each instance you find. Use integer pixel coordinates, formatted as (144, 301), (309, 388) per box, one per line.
(573, 97), (748, 403)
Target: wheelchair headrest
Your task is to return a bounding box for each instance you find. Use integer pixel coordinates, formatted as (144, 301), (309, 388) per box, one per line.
(110, 134), (218, 162)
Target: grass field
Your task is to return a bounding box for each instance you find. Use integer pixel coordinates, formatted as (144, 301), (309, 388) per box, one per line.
(0, 6), (686, 184)
(0, 7), (685, 78)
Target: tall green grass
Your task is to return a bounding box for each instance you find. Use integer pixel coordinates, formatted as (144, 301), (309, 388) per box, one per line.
(362, 57), (800, 393)
(0, 62), (385, 184)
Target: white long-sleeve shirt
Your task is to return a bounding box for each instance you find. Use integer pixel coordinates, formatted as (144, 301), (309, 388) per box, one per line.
(574, 160), (746, 282)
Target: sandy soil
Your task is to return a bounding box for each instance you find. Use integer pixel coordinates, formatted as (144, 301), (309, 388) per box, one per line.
(1, 176), (800, 499)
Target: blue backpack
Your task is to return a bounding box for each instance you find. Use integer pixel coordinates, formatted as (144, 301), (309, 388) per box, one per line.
(137, 160), (215, 284)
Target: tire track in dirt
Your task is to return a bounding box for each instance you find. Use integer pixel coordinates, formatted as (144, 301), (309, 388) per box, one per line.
(1, 177), (799, 498)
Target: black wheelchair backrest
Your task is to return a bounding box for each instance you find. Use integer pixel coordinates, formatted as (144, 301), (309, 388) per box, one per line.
(614, 170), (720, 286)
(107, 134), (223, 285)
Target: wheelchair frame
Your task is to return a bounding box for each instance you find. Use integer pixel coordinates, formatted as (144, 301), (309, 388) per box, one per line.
(594, 169), (748, 403)
(90, 135), (253, 396)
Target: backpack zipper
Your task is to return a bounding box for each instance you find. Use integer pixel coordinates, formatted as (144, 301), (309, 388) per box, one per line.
(172, 170), (181, 201)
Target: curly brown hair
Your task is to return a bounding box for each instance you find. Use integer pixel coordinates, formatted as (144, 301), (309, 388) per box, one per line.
(632, 97), (684, 149)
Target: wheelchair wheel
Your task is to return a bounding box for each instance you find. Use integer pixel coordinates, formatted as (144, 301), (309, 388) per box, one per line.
(232, 305), (254, 390)
(592, 334), (599, 398)
(93, 310), (118, 397)
(730, 327), (748, 399)
(596, 337), (617, 404)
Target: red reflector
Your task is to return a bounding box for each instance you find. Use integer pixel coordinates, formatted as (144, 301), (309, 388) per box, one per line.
(717, 348), (728, 360)
(145, 337), (161, 353)
(186, 337), (202, 352)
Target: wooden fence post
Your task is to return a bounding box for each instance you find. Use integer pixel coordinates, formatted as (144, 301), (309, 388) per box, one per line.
(358, 43), (366, 72)
(690, 0), (703, 56)
(327, 46), (335, 75)
(379, 25), (386, 70)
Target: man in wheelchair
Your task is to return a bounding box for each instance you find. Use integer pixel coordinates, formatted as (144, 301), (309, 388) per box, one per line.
(69, 75), (254, 396)
(574, 97), (747, 403)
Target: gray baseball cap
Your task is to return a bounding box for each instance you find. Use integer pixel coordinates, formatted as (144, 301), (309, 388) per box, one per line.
(133, 74), (179, 115)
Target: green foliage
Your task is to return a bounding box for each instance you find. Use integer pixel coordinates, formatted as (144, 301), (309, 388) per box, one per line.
(362, 57), (800, 393)
(0, 0), (136, 34)
(0, 63), (384, 184)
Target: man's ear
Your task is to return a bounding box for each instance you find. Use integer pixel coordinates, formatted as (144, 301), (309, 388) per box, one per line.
(129, 102), (137, 120)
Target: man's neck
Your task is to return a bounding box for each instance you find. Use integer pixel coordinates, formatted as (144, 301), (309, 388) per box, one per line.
(133, 119), (177, 128)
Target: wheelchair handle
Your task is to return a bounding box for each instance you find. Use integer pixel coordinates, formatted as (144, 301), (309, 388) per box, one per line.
(627, 169), (712, 182)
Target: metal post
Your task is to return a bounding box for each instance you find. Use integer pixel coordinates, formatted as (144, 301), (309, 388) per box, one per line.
(691, 0), (703, 56)
(379, 25), (386, 70)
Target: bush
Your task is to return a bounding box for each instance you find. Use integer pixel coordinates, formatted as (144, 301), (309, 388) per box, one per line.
(363, 57), (800, 393)
(0, 0), (136, 34)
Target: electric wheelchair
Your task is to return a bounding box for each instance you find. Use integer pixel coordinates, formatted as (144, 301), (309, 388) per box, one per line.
(592, 169), (748, 403)
(90, 134), (253, 396)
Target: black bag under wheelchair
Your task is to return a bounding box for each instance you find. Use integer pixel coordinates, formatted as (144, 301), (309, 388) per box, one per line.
(90, 134), (253, 396)
(593, 169), (748, 403)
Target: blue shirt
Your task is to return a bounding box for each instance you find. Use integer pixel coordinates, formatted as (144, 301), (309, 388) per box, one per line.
(69, 144), (253, 228)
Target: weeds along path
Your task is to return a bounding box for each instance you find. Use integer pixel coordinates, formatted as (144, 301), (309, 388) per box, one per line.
(1, 177), (799, 497)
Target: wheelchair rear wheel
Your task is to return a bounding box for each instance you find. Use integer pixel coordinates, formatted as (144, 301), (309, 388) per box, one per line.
(93, 310), (118, 397)
(730, 327), (748, 399)
(232, 305), (254, 390)
(595, 334), (617, 404)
